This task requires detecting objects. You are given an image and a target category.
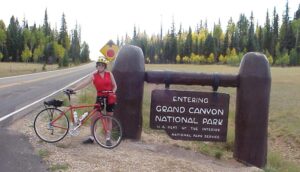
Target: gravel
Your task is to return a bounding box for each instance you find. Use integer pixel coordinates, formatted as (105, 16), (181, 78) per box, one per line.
(9, 111), (262, 172)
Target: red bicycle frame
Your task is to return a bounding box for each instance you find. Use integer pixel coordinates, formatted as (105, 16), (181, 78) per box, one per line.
(50, 103), (103, 130)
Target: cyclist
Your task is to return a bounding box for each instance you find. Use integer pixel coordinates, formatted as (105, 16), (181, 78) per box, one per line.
(70, 57), (117, 146)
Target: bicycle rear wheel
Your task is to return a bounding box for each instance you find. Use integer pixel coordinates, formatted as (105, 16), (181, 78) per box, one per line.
(34, 108), (69, 143)
(92, 115), (122, 149)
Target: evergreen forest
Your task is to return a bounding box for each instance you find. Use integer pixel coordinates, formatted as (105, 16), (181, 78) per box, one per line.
(117, 1), (300, 66)
(0, 9), (90, 67)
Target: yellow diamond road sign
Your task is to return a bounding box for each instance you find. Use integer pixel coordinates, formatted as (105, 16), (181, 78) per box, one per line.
(100, 40), (119, 62)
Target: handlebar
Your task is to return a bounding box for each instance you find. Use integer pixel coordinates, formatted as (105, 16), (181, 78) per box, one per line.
(63, 89), (76, 95)
(63, 89), (76, 101)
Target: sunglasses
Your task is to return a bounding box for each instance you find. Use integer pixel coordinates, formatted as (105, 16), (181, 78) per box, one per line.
(96, 63), (106, 67)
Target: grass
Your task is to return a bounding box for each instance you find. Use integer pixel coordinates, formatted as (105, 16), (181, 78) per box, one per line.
(268, 67), (300, 141)
(0, 62), (59, 77)
(144, 64), (300, 170)
(37, 149), (50, 159)
(48, 163), (69, 172)
(264, 151), (300, 172)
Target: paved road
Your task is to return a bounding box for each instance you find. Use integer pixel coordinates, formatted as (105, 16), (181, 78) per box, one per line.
(0, 63), (96, 171)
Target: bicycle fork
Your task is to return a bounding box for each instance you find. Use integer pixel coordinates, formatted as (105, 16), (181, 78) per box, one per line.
(101, 117), (112, 140)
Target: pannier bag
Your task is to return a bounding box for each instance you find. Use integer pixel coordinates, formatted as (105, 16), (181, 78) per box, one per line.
(108, 93), (117, 104)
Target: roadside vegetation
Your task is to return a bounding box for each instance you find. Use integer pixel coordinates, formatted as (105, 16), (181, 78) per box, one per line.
(48, 163), (69, 172)
(0, 62), (59, 77)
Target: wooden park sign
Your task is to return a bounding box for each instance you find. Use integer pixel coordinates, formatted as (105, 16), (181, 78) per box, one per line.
(150, 89), (229, 142)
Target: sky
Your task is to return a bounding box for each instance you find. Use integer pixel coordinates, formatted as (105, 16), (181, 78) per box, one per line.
(0, 0), (299, 60)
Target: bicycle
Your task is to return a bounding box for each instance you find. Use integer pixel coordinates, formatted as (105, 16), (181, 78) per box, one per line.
(33, 89), (122, 149)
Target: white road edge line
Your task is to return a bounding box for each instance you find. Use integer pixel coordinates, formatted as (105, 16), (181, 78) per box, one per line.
(0, 72), (91, 122)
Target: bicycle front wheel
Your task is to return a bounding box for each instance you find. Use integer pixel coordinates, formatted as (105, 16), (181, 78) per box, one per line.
(92, 115), (122, 149)
(34, 108), (69, 143)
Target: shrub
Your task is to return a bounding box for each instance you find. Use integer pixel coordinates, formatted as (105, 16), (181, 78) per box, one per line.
(219, 54), (226, 64)
(190, 54), (201, 64)
(227, 55), (239, 65)
(265, 50), (273, 65)
(199, 55), (206, 63)
(289, 48), (298, 66)
(275, 53), (290, 66)
(0, 52), (3, 61)
(176, 55), (181, 63)
(207, 53), (214, 64)
(182, 56), (190, 64)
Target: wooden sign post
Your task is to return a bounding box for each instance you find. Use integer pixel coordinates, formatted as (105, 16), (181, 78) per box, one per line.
(112, 45), (144, 140)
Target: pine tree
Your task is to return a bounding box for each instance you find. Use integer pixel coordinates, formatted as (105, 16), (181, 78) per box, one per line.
(0, 20), (6, 60)
(226, 18), (235, 51)
(58, 13), (70, 50)
(256, 25), (263, 52)
(132, 25), (137, 45)
(139, 31), (148, 60)
(271, 7), (279, 59)
(62, 50), (69, 67)
(280, 1), (296, 52)
(203, 33), (215, 58)
(213, 19), (223, 58)
(223, 31), (229, 55)
(69, 23), (80, 63)
(247, 12), (256, 52)
(295, 4), (300, 19)
(237, 14), (249, 53)
(170, 18), (177, 63)
(80, 41), (90, 63)
(184, 27), (192, 57)
(231, 28), (240, 52)
(43, 9), (51, 37)
(148, 37), (156, 63)
(163, 30), (171, 63)
(263, 10), (272, 53)
(6, 16), (22, 61)
(177, 24), (184, 60)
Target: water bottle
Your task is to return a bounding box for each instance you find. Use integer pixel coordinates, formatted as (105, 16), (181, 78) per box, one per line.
(79, 112), (88, 122)
(73, 111), (78, 125)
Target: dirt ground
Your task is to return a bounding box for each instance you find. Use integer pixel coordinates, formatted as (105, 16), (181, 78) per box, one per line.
(8, 110), (264, 172)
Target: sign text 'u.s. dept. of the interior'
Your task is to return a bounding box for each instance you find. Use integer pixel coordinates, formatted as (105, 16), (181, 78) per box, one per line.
(150, 89), (230, 142)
